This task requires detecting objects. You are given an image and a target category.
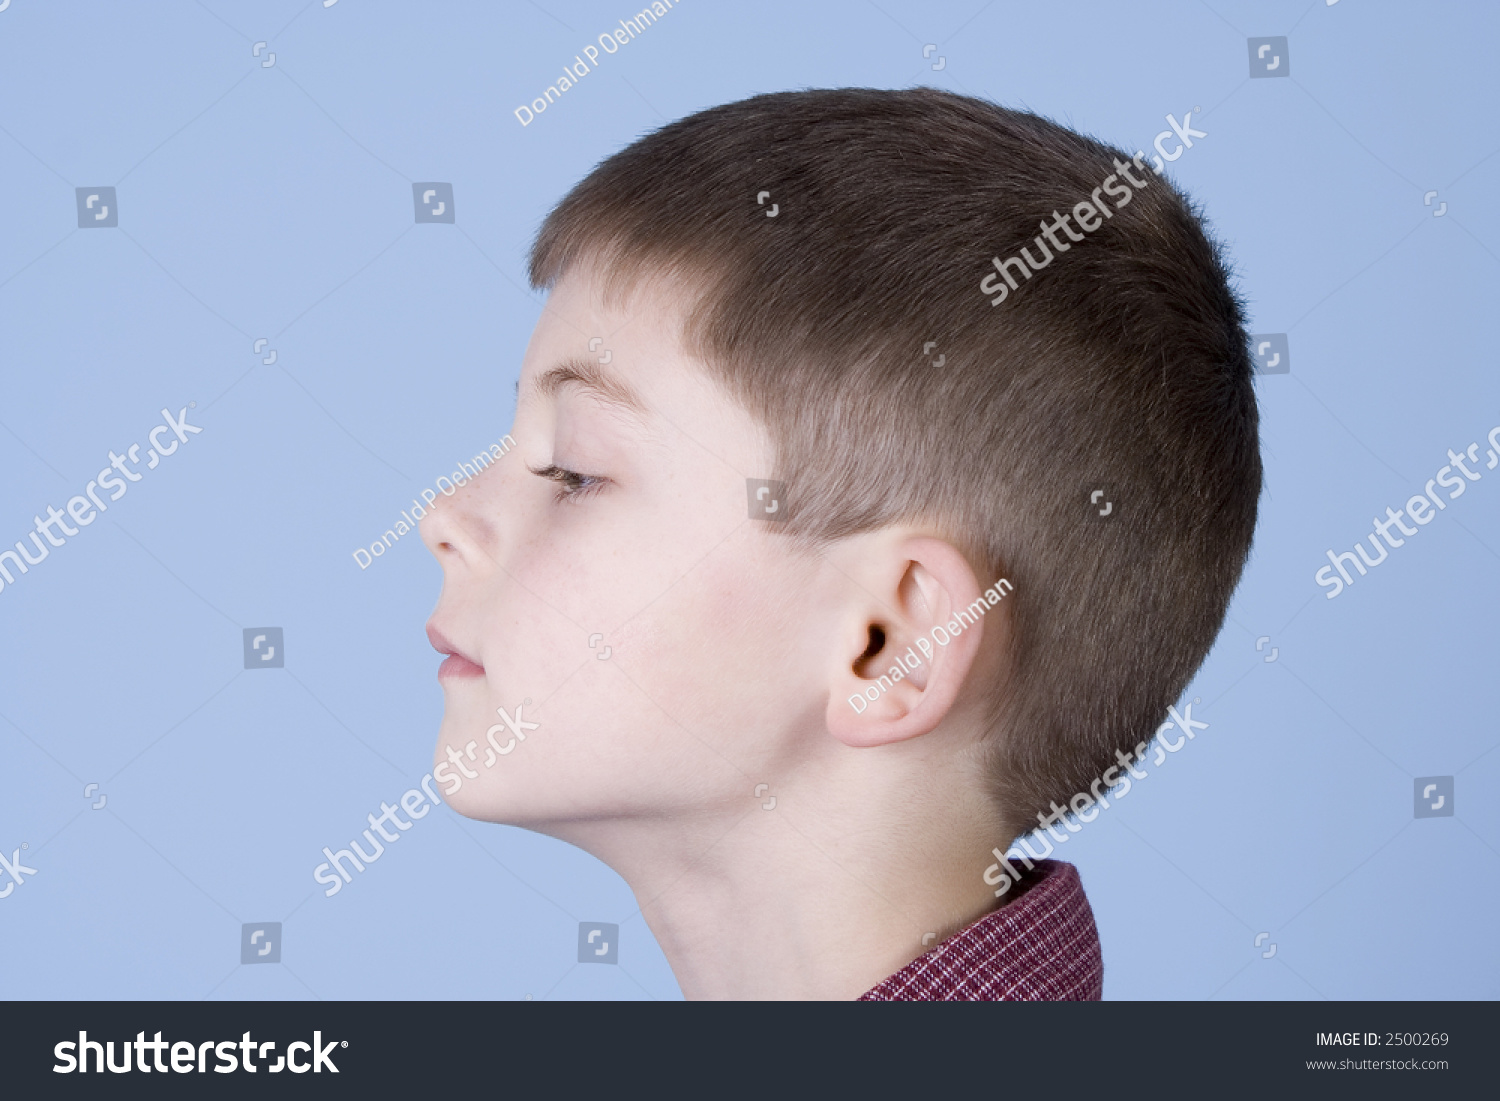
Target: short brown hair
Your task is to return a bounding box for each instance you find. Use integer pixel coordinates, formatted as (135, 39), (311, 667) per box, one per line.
(529, 88), (1261, 843)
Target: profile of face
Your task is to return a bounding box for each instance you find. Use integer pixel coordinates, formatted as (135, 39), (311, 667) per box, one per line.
(420, 267), (1008, 999)
(418, 268), (849, 852)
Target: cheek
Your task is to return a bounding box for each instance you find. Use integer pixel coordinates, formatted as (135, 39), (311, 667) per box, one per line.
(619, 544), (805, 712)
(469, 522), (665, 710)
(441, 545), (821, 819)
(694, 559), (774, 653)
(473, 498), (800, 725)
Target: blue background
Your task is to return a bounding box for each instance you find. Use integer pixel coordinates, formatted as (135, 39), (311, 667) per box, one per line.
(1, 0), (1496, 1001)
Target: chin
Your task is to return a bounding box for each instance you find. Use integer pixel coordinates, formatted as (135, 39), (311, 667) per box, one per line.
(438, 777), (516, 823)
(430, 761), (551, 825)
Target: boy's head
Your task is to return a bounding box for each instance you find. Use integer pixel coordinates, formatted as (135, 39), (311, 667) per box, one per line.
(422, 88), (1259, 853)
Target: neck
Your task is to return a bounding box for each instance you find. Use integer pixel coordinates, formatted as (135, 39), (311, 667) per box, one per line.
(562, 772), (1007, 1000)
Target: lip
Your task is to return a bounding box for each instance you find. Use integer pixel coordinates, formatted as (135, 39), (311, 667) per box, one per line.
(426, 623), (485, 680)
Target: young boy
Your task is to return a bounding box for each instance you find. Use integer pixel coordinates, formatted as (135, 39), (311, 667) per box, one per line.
(420, 88), (1260, 1000)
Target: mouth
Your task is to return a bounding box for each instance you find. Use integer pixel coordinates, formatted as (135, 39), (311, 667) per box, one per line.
(426, 623), (485, 680)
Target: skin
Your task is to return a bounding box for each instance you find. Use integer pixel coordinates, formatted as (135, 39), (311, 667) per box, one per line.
(420, 265), (1014, 1000)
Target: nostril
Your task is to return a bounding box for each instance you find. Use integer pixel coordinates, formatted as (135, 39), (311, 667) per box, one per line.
(854, 624), (886, 674)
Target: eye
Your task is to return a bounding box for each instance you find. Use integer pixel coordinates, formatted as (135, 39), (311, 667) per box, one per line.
(528, 463), (608, 503)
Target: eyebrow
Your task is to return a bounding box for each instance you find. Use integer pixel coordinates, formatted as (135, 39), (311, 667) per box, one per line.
(522, 356), (650, 419)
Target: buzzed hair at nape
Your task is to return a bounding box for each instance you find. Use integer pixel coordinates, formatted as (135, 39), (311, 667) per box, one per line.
(528, 87), (1261, 844)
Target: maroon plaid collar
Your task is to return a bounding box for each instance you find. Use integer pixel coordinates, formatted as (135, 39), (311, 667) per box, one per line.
(859, 859), (1103, 1001)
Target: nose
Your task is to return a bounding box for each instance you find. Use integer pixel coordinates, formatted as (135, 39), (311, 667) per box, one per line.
(420, 468), (499, 572)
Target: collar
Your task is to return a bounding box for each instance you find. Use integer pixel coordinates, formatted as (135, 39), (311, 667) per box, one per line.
(859, 859), (1103, 1000)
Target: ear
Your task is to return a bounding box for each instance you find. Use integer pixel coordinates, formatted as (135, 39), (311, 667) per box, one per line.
(825, 536), (997, 749)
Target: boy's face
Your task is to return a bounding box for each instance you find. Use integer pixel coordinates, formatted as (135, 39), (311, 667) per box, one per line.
(421, 268), (839, 841)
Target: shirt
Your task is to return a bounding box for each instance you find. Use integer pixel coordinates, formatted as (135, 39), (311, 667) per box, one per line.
(858, 859), (1103, 1001)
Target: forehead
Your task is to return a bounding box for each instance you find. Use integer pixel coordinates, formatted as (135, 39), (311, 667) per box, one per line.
(519, 268), (774, 474)
(518, 267), (758, 443)
(521, 267), (675, 401)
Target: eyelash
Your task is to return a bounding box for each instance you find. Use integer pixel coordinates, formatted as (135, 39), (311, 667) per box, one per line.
(528, 463), (608, 503)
